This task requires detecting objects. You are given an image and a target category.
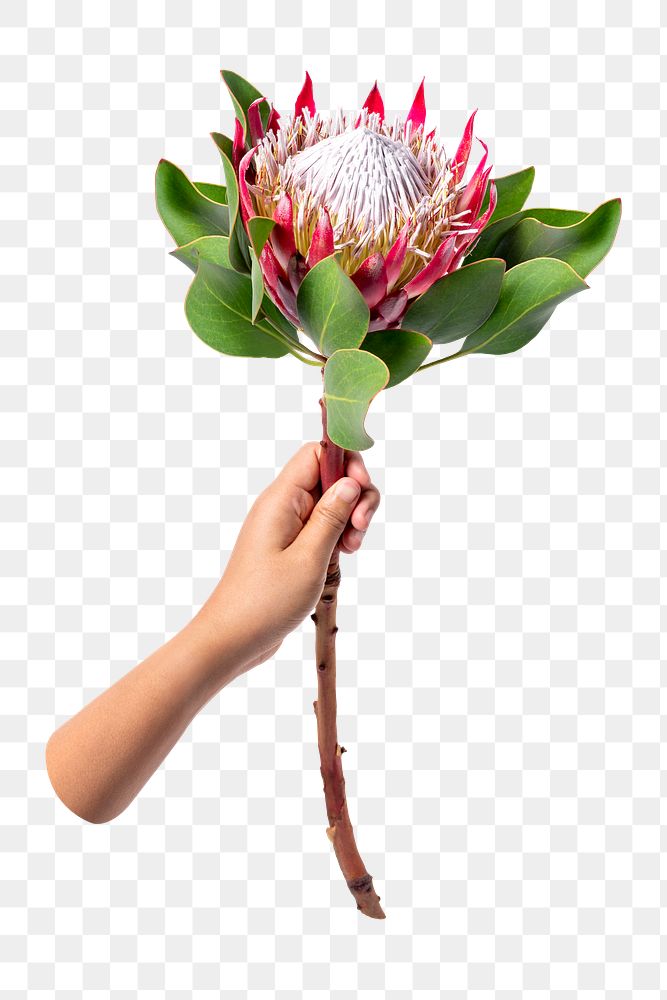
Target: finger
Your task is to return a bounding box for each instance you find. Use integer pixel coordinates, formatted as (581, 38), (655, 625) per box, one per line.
(339, 485), (381, 553)
(246, 444), (320, 552)
(292, 476), (361, 563)
(273, 441), (322, 494)
(350, 484), (381, 531)
(274, 443), (372, 499)
(339, 525), (365, 554)
(344, 450), (372, 490)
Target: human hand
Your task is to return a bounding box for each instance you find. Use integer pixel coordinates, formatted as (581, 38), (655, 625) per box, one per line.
(45, 441), (379, 824)
(199, 442), (381, 672)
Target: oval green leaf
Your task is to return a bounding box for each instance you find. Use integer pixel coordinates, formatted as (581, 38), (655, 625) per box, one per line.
(171, 234), (231, 273)
(323, 349), (389, 451)
(480, 166), (535, 222)
(466, 207), (587, 264)
(185, 259), (288, 358)
(297, 256), (370, 355)
(460, 257), (588, 356)
(362, 329), (432, 388)
(155, 159), (230, 245)
(495, 198), (622, 278)
(402, 258), (505, 344)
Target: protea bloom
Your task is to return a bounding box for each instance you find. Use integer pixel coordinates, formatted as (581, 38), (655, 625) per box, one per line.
(236, 73), (497, 333)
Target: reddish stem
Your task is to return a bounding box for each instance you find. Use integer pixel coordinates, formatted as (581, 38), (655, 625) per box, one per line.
(311, 394), (385, 919)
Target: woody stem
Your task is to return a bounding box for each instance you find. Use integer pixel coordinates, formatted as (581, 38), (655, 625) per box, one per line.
(310, 393), (385, 919)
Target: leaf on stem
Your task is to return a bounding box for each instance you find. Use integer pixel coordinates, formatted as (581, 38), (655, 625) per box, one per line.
(220, 69), (270, 140)
(155, 160), (230, 245)
(479, 166), (535, 222)
(185, 259), (288, 357)
(210, 131), (234, 162)
(323, 349), (389, 450)
(495, 198), (622, 278)
(297, 256), (370, 355)
(362, 329), (432, 387)
(402, 258), (505, 344)
(460, 257), (588, 356)
(467, 207), (588, 264)
(246, 216), (276, 257)
(210, 139), (250, 274)
(171, 234), (231, 273)
(249, 247), (264, 323)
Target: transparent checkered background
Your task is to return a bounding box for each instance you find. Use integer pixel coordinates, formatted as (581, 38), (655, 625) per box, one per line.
(1, 0), (664, 995)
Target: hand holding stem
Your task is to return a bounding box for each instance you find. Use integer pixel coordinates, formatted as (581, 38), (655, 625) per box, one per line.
(46, 443), (380, 825)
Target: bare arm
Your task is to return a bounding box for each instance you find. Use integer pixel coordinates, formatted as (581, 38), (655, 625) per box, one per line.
(46, 608), (245, 823)
(45, 442), (380, 823)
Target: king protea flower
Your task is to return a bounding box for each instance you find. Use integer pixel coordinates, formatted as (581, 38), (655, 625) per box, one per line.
(147, 67), (621, 923)
(236, 73), (497, 332)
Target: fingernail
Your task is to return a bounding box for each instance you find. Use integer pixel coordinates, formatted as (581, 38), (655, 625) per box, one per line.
(334, 478), (360, 503)
(348, 528), (365, 547)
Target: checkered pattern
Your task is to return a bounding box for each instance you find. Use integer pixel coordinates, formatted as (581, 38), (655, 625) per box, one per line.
(1, 0), (664, 994)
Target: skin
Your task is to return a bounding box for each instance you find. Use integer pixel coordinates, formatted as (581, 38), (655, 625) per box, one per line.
(45, 442), (380, 825)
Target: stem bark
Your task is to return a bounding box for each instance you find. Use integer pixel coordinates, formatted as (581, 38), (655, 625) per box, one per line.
(311, 395), (385, 919)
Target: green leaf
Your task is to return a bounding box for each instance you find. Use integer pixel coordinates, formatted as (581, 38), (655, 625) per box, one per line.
(362, 329), (432, 388)
(220, 69), (270, 140)
(466, 207), (587, 264)
(170, 234), (231, 273)
(460, 257), (588, 356)
(296, 256), (370, 355)
(211, 140), (250, 274)
(495, 198), (622, 278)
(155, 160), (230, 245)
(402, 258), (506, 345)
(210, 131), (234, 162)
(193, 181), (227, 204)
(480, 166), (535, 222)
(246, 216), (275, 257)
(231, 219), (251, 273)
(249, 248), (264, 323)
(323, 349), (389, 450)
(185, 259), (288, 358)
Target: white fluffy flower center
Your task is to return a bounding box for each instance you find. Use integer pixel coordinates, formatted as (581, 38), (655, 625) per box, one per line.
(283, 126), (430, 237)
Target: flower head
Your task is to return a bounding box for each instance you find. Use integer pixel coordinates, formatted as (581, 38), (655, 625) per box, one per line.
(238, 75), (497, 331)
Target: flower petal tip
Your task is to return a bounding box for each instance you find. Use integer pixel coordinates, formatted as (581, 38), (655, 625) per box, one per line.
(362, 81), (385, 121)
(294, 70), (316, 119)
(406, 77), (426, 131)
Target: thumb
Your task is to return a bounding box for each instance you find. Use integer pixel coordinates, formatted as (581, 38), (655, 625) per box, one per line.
(295, 477), (361, 563)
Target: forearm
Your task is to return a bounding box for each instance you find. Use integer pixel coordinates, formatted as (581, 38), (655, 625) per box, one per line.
(45, 607), (245, 823)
